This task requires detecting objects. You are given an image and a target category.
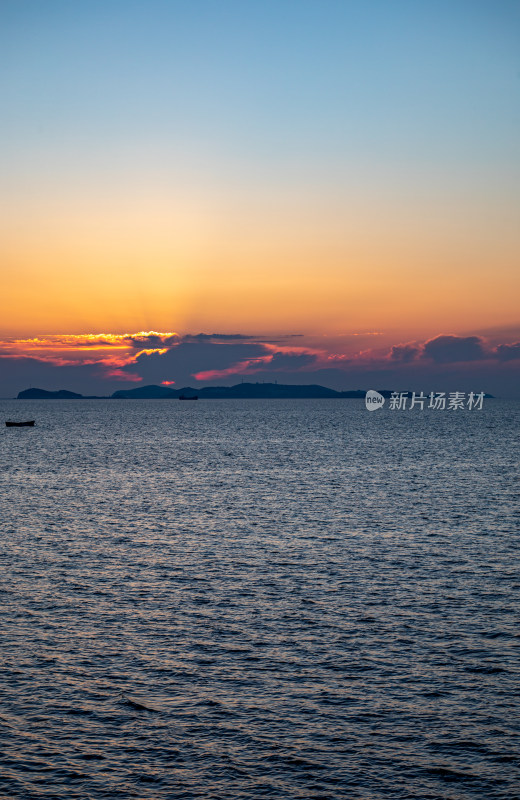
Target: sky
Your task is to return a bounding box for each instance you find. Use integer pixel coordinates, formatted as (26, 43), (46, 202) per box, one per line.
(1, 0), (519, 396)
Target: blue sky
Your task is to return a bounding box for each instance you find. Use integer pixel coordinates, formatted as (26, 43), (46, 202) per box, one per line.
(3, 0), (518, 177)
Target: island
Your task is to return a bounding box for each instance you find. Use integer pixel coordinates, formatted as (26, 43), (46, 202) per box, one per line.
(17, 383), (398, 400)
(17, 388), (108, 399)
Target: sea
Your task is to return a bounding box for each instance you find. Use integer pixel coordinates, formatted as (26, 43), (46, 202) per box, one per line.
(0, 398), (518, 800)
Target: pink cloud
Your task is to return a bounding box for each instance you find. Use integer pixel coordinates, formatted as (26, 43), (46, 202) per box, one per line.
(102, 369), (142, 382)
(194, 355), (273, 381)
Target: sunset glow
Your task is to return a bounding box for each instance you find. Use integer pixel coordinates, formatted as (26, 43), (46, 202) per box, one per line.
(1, 1), (518, 395)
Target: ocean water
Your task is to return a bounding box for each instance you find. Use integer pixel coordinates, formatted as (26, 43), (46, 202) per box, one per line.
(0, 398), (518, 800)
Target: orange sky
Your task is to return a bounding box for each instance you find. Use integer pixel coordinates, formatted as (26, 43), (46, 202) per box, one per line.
(2, 165), (519, 340)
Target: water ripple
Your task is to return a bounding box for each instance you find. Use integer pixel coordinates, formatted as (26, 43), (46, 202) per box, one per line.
(0, 398), (518, 799)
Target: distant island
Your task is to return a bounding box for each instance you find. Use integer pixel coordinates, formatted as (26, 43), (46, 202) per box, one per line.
(17, 383), (397, 400)
(17, 388), (107, 399)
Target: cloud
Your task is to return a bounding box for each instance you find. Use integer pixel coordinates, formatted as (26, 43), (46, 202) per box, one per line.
(2, 329), (520, 398)
(386, 334), (519, 365)
(193, 348), (318, 381)
(125, 341), (268, 386)
(266, 350), (317, 370)
(123, 332), (180, 348)
(389, 343), (421, 362)
(421, 335), (488, 363)
(0, 332), (180, 362)
(495, 342), (520, 361)
(193, 356), (272, 382)
(180, 333), (258, 342)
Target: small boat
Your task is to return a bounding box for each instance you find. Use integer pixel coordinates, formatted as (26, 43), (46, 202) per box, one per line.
(179, 395), (198, 401)
(5, 420), (35, 427)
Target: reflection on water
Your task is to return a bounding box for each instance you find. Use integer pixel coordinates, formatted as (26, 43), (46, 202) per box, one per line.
(0, 399), (519, 799)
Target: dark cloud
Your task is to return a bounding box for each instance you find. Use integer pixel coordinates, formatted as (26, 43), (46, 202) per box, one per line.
(389, 343), (420, 362)
(422, 335), (487, 363)
(123, 334), (179, 348)
(266, 351), (317, 370)
(124, 341), (267, 385)
(67, 339), (117, 348)
(122, 332), (266, 349)
(495, 342), (520, 361)
(180, 333), (257, 342)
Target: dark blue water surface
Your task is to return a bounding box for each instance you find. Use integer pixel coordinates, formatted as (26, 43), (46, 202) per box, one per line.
(0, 398), (519, 799)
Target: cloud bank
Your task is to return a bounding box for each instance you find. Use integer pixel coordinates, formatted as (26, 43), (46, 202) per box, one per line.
(1, 331), (519, 398)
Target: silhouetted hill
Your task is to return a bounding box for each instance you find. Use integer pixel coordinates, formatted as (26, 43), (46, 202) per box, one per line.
(18, 384), (487, 401)
(112, 383), (370, 399)
(17, 383), (372, 400)
(18, 388), (87, 399)
(111, 384), (177, 399)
